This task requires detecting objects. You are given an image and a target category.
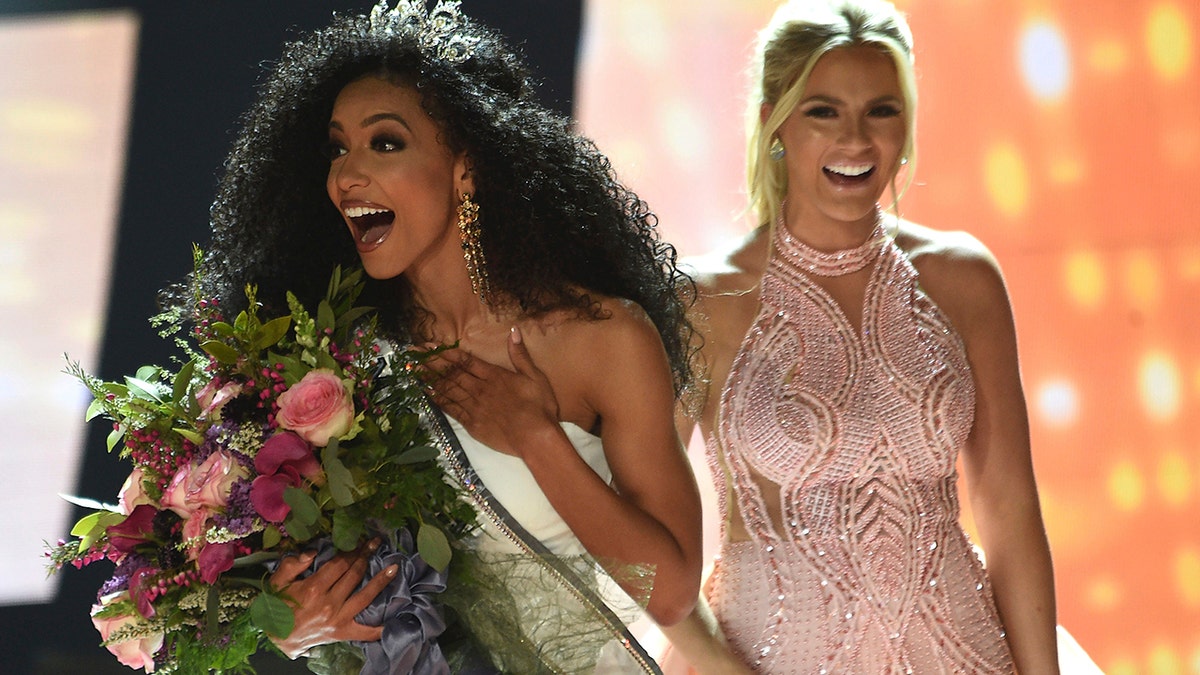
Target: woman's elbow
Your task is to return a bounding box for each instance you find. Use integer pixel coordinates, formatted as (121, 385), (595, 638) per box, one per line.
(646, 574), (701, 626)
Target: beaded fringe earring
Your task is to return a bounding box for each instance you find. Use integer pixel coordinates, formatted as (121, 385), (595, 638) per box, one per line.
(457, 192), (490, 300)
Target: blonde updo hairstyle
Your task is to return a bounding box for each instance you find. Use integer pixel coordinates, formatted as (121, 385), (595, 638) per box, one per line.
(747, 0), (917, 227)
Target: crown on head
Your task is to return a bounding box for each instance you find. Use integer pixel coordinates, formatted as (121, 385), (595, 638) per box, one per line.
(369, 0), (479, 64)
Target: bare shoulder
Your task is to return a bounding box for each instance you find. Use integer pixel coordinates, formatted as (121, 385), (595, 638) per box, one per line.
(526, 295), (668, 373)
(895, 220), (1001, 276)
(894, 220), (1012, 320)
(681, 226), (769, 297)
(680, 226), (770, 327)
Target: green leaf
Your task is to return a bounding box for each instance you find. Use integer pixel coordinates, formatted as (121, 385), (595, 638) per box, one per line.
(255, 315), (292, 351)
(125, 377), (164, 403)
(200, 340), (241, 365)
(331, 509), (364, 551)
(84, 397), (106, 422)
(262, 525), (282, 549)
(417, 523), (452, 572)
(327, 266), (342, 302)
(315, 350), (339, 371)
(134, 365), (159, 382)
(316, 300), (335, 334)
(282, 486), (319, 526)
(173, 427), (205, 447)
(231, 550), (280, 568)
(283, 516), (312, 542)
(392, 445), (440, 465)
(234, 310), (250, 333)
(250, 591), (295, 638)
(106, 426), (125, 452)
(323, 441), (357, 507)
(269, 352), (307, 386)
(335, 305), (375, 330)
(172, 359), (196, 406)
(210, 321), (236, 338)
(71, 510), (125, 552)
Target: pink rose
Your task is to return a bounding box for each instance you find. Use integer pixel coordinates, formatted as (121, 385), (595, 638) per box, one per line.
(180, 507), (212, 560)
(195, 379), (244, 419)
(177, 508), (235, 583)
(161, 450), (249, 518)
(91, 592), (164, 672)
(117, 468), (152, 515)
(250, 432), (323, 523)
(276, 369), (355, 446)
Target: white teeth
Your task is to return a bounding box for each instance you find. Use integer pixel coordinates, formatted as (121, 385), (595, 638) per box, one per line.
(344, 206), (390, 218)
(826, 164), (873, 177)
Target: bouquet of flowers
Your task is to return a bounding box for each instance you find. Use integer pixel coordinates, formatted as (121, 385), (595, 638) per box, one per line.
(46, 252), (477, 674)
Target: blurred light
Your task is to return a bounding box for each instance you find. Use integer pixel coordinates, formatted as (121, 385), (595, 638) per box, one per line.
(1157, 450), (1192, 506)
(617, 3), (669, 66)
(660, 99), (709, 165)
(1109, 458), (1145, 511)
(983, 141), (1029, 218)
(1048, 155), (1084, 185)
(1064, 250), (1106, 309)
(1176, 547), (1200, 607)
(1124, 251), (1163, 311)
(1108, 660), (1139, 675)
(1148, 643), (1185, 674)
(1089, 38), (1130, 74)
(0, 99), (93, 169)
(1146, 3), (1193, 81)
(1139, 351), (1182, 421)
(1035, 378), (1080, 426)
(1181, 249), (1200, 280)
(1085, 574), (1123, 611)
(1019, 20), (1072, 101)
(1161, 125), (1200, 166)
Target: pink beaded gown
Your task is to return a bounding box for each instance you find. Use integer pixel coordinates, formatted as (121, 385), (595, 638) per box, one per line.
(703, 221), (1015, 673)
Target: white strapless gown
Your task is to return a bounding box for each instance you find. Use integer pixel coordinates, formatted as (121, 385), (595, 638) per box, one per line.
(445, 416), (654, 674)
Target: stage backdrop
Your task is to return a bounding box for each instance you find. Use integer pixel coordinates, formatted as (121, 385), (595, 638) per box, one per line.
(577, 1), (1199, 673)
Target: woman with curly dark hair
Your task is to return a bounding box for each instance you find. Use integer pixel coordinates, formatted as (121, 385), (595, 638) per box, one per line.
(180, 1), (703, 672)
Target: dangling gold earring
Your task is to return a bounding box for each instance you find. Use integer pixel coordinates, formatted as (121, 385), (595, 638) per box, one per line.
(769, 137), (785, 161)
(457, 192), (490, 301)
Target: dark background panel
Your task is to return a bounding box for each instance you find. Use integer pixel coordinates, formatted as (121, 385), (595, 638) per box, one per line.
(0, 2), (581, 672)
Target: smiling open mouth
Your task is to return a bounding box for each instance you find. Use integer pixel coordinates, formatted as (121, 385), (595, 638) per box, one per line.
(345, 206), (395, 245)
(823, 163), (875, 183)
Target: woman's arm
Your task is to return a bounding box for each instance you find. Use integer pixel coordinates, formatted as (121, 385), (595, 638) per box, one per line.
(926, 239), (1059, 673)
(429, 312), (704, 626)
(657, 595), (754, 674)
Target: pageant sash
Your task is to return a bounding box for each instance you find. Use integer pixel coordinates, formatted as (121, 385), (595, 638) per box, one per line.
(420, 396), (662, 675)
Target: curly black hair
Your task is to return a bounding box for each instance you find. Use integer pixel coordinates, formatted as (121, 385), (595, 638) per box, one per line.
(175, 3), (696, 395)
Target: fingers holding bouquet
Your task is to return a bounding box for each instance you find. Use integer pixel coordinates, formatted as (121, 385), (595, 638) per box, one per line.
(267, 539), (398, 659)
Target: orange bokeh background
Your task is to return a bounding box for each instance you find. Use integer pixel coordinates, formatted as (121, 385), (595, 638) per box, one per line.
(578, 1), (1200, 672)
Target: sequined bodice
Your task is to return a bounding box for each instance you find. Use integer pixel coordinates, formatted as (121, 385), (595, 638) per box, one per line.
(704, 223), (1013, 673)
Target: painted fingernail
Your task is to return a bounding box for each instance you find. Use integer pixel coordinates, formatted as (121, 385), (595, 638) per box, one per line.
(385, 564), (398, 577)
(367, 538), (381, 551)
